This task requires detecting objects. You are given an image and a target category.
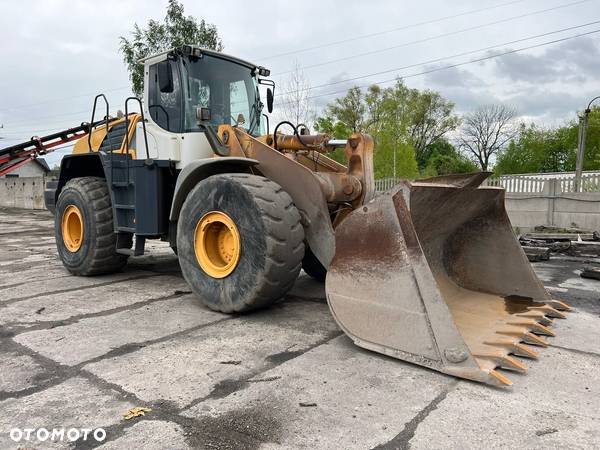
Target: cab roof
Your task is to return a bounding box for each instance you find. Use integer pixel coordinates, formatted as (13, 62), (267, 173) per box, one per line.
(140, 45), (269, 74)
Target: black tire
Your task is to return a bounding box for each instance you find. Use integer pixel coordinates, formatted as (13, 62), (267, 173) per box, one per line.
(55, 177), (128, 275)
(302, 246), (327, 281)
(177, 173), (305, 313)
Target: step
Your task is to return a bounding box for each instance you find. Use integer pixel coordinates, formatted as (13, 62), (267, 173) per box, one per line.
(117, 236), (145, 256)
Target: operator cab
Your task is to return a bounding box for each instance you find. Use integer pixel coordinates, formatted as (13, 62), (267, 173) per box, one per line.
(143, 46), (273, 137)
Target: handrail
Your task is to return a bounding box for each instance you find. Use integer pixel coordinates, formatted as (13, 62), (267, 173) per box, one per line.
(125, 97), (150, 160)
(88, 94), (113, 153)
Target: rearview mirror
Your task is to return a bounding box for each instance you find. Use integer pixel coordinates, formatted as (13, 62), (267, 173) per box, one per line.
(266, 88), (274, 113)
(157, 61), (174, 93)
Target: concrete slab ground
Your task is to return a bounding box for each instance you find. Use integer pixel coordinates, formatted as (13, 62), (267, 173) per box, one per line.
(0, 207), (599, 449)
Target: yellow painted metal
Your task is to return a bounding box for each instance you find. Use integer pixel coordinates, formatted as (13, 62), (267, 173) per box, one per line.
(73, 126), (107, 153)
(72, 114), (141, 159)
(61, 205), (84, 252)
(194, 211), (241, 278)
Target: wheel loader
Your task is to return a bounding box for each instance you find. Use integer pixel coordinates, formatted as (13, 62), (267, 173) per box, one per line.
(42, 45), (570, 387)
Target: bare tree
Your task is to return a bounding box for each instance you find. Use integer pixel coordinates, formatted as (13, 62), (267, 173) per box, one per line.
(459, 104), (517, 171)
(279, 60), (314, 127)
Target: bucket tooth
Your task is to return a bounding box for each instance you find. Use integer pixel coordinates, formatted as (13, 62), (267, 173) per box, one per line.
(488, 370), (513, 386)
(497, 355), (527, 373)
(523, 332), (549, 347)
(516, 311), (554, 326)
(485, 339), (540, 359)
(536, 316), (554, 327)
(530, 305), (566, 319)
(548, 300), (572, 312)
(529, 322), (555, 336)
(508, 320), (555, 336)
(511, 343), (540, 359)
(497, 330), (549, 347)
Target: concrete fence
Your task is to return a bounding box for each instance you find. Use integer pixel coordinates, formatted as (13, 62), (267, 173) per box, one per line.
(375, 173), (600, 232)
(0, 176), (47, 210)
(487, 173), (600, 231)
(2, 174), (599, 232)
(374, 177), (401, 192)
(487, 172), (600, 194)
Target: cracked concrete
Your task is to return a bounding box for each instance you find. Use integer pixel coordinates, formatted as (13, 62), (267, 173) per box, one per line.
(0, 207), (599, 449)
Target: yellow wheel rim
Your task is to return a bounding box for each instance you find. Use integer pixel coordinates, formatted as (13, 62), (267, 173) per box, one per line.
(194, 211), (241, 278)
(61, 205), (84, 252)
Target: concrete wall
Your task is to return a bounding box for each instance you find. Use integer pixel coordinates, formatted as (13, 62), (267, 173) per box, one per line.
(504, 179), (600, 231)
(2, 175), (599, 231)
(375, 174), (600, 232)
(1, 162), (47, 178)
(0, 176), (47, 210)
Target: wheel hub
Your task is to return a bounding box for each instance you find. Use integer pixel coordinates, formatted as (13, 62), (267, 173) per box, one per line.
(195, 211), (241, 278)
(62, 205), (84, 252)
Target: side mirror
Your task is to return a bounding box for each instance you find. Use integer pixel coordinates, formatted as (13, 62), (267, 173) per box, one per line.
(266, 88), (274, 113)
(157, 61), (174, 93)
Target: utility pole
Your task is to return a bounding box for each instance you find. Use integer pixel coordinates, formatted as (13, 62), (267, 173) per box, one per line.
(574, 96), (600, 192)
(575, 112), (588, 192)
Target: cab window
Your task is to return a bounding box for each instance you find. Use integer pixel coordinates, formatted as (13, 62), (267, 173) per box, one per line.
(148, 60), (183, 133)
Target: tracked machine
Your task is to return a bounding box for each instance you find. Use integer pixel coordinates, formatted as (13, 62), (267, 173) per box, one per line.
(3, 46), (570, 386)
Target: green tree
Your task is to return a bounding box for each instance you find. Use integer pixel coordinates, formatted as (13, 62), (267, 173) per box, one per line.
(408, 90), (462, 169)
(495, 107), (600, 175)
(119, 0), (223, 96)
(313, 116), (352, 164)
(314, 116), (352, 139)
(422, 139), (478, 176)
(323, 86), (383, 133)
(374, 139), (419, 179)
(314, 80), (459, 177)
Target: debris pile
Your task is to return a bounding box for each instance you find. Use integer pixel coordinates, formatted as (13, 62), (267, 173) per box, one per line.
(581, 266), (600, 280)
(518, 226), (600, 280)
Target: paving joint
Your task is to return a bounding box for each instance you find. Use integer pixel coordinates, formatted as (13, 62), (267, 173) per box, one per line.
(372, 381), (458, 450)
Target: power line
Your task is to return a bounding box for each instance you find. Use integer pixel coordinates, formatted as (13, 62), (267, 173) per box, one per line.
(276, 28), (600, 106)
(276, 20), (600, 97)
(3, 103), (135, 131)
(3, 108), (100, 128)
(2, 5), (596, 134)
(0, 0), (537, 115)
(6, 27), (599, 136)
(1, 0), (587, 118)
(0, 86), (130, 114)
(255, 0), (529, 61)
(274, 0), (592, 76)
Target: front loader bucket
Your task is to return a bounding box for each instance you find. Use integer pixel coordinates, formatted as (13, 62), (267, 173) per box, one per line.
(326, 174), (570, 386)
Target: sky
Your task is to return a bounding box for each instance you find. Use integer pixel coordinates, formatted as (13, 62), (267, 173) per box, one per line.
(0, 0), (599, 167)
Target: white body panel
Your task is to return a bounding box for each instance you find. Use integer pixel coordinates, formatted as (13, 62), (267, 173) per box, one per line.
(136, 120), (213, 169)
(139, 46), (253, 168)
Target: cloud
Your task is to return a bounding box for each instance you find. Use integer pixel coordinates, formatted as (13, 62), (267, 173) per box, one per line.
(504, 88), (592, 119)
(491, 37), (600, 83)
(423, 65), (485, 88)
(2, 0), (599, 159)
(309, 71), (359, 111)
